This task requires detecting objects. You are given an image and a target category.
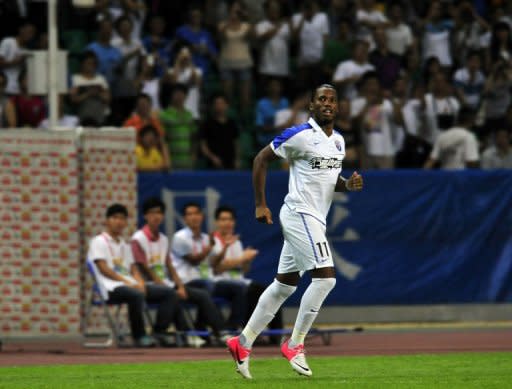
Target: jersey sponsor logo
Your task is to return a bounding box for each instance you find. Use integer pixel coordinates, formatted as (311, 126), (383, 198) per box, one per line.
(335, 140), (342, 151)
(309, 157), (342, 169)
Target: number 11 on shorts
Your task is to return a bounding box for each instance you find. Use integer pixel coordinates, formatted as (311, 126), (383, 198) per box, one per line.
(315, 241), (329, 258)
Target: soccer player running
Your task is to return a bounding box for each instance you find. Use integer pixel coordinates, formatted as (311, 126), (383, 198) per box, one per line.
(227, 84), (363, 378)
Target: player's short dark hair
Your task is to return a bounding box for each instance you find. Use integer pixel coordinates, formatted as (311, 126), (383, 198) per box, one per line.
(106, 203), (128, 218)
(311, 84), (337, 102)
(181, 202), (202, 215)
(139, 125), (158, 138)
(215, 206), (236, 220)
(142, 197), (166, 214)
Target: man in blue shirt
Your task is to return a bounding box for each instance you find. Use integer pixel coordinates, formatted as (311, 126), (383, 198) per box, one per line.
(86, 19), (122, 86)
(255, 79), (289, 148)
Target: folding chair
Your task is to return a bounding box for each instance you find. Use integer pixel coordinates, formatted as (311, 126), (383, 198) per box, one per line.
(82, 261), (129, 348)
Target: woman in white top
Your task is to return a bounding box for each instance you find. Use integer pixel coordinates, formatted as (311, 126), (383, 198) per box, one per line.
(166, 46), (202, 120)
(218, 1), (254, 111)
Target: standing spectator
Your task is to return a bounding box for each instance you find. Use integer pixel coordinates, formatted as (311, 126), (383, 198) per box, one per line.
(351, 72), (399, 169)
(159, 84), (197, 170)
(385, 2), (414, 57)
(355, 0), (388, 44)
(423, 71), (461, 145)
(323, 19), (353, 82)
(327, 0), (356, 40)
(199, 94), (240, 170)
(421, 1), (455, 67)
(11, 70), (45, 127)
(292, 1), (329, 89)
(166, 46), (202, 121)
(453, 51), (485, 109)
(86, 18), (122, 87)
(111, 15), (146, 125)
(138, 57), (161, 111)
(175, 7), (218, 77)
(0, 21), (36, 95)
(254, 79), (289, 148)
(218, 1), (253, 112)
(333, 40), (374, 99)
(369, 26), (403, 91)
(453, 2), (489, 67)
(487, 21), (512, 69)
(255, 0), (291, 83)
(334, 98), (361, 169)
(0, 71), (17, 127)
(424, 108), (479, 169)
(135, 125), (168, 172)
(141, 15), (172, 78)
(70, 51), (111, 126)
(481, 128), (512, 169)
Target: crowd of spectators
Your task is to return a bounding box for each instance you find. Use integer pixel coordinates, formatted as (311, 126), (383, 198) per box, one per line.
(1, 0), (512, 170)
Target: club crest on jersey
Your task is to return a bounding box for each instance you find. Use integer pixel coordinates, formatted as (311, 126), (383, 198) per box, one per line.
(309, 157), (342, 169)
(335, 140), (342, 151)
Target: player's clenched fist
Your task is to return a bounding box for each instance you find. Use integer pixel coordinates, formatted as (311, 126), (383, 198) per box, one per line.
(346, 171), (363, 191)
(255, 206), (273, 224)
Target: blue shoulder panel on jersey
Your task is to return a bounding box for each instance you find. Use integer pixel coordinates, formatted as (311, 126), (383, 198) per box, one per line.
(272, 122), (312, 149)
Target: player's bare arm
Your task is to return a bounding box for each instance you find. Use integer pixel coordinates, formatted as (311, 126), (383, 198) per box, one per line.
(335, 171), (364, 192)
(253, 145), (280, 224)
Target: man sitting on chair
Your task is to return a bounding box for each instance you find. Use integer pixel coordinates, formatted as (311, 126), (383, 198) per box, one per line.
(131, 197), (228, 345)
(87, 203), (176, 347)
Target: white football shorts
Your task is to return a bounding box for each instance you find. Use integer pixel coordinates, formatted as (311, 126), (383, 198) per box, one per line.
(277, 204), (334, 274)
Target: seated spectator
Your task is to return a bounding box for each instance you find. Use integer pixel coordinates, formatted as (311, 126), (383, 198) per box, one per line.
(421, 1), (455, 67)
(0, 21), (35, 95)
(218, 1), (253, 111)
(423, 71), (461, 145)
(11, 70), (45, 127)
(86, 18), (122, 87)
(87, 203), (176, 348)
(171, 203), (248, 331)
(111, 15), (146, 125)
(351, 72), (399, 169)
(333, 40), (374, 99)
(131, 198), (227, 346)
(159, 84), (196, 170)
(255, 79), (289, 148)
(255, 0), (291, 83)
(70, 51), (111, 126)
(39, 95), (79, 129)
(142, 15), (172, 78)
(175, 7), (218, 77)
(135, 125), (169, 172)
(199, 94), (240, 170)
(323, 18), (353, 83)
(369, 26), (402, 91)
(453, 51), (485, 109)
(424, 108), (479, 169)
(210, 205), (283, 343)
(292, 0), (329, 89)
(166, 45), (202, 121)
(274, 90), (310, 131)
(385, 2), (414, 57)
(481, 128), (512, 169)
(0, 71), (17, 127)
(334, 98), (361, 169)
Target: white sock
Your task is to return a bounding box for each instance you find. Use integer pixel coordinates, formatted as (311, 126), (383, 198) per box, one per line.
(240, 279), (296, 349)
(289, 278), (336, 348)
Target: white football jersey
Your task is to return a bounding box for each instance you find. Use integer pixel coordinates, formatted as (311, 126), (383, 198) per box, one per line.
(270, 117), (345, 223)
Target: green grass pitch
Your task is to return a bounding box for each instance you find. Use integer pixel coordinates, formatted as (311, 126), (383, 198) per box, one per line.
(1, 353), (511, 388)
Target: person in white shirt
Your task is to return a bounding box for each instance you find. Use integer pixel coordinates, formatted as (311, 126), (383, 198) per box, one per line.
(0, 21), (36, 95)
(291, 1), (329, 88)
(227, 84), (364, 379)
(351, 72), (400, 169)
(385, 2), (414, 57)
(131, 198), (227, 346)
(333, 40), (375, 99)
(481, 128), (512, 169)
(87, 204), (177, 348)
(424, 108), (479, 169)
(171, 202), (248, 330)
(211, 206), (283, 344)
(356, 0), (388, 45)
(453, 51), (485, 110)
(255, 0), (291, 80)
